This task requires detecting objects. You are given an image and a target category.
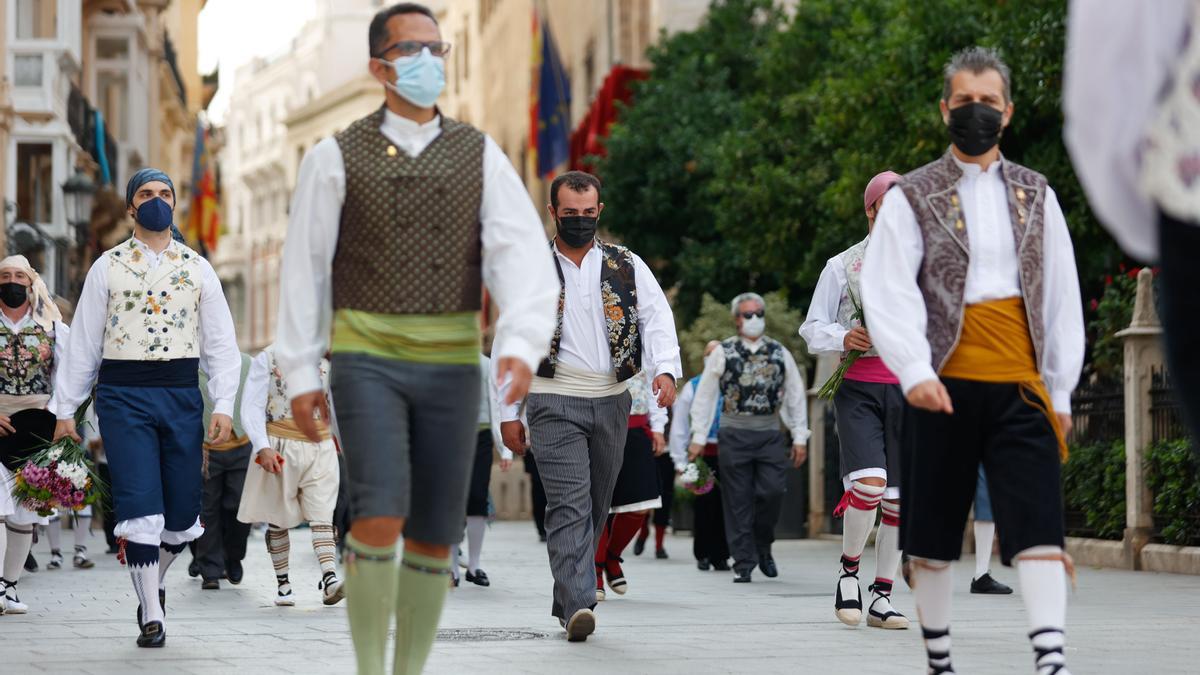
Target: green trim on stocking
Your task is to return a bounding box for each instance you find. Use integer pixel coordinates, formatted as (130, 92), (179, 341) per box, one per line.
(393, 550), (452, 675)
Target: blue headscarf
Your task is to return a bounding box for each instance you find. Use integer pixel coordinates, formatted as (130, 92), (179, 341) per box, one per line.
(125, 168), (175, 206)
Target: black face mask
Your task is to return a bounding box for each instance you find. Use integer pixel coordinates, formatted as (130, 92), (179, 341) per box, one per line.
(947, 101), (1004, 156)
(556, 215), (598, 248)
(0, 283), (28, 309)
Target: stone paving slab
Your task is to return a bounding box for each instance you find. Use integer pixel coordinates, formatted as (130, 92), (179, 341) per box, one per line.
(3, 522), (1198, 673)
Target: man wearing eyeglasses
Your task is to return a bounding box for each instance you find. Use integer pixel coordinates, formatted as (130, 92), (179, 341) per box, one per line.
(688, 293), (809, 584)
(274, 3), (558, 673)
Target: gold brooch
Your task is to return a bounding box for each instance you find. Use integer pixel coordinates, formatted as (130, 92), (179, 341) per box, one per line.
(387, 145), (398, 157)
(955, 218), (965, 230)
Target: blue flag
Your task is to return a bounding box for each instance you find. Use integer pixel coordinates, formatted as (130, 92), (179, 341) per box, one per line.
(536, 20), (571, 178)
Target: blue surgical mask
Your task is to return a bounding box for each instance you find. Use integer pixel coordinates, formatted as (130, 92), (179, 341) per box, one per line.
(135, 197), (174, 232)
(380, 48), (445, 108)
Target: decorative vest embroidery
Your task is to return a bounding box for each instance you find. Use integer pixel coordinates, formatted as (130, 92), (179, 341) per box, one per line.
(332, 107), (486, 315)
(0, 323), (54, 396)
(537, 240), (642, 383)
(628, 370), (653, 415)
(102, 239), (203, 360)
(1140, 1), (1200, 223)
(835, 238), (879, 358)
(263, 347), (330, 423)
(896, 152), (1048, 373)
(719, 337), (787, 416)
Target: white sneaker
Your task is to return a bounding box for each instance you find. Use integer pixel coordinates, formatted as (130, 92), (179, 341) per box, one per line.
(834, 572), (863, 626)
(3, 587), (29, 614)
(866, 585), (909, 629)
(275, 583), (295, 607)
(320, 574), (345, 606)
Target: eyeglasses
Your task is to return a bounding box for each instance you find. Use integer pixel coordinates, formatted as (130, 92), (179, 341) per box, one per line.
(740, 310), (765, 320)
(377, 40), (452, 58)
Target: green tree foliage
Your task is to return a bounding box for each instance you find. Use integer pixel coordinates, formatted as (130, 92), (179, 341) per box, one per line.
(1061, 440), (1126, 540)
(600, 0), (1119, 325)
(1145, 438), (1200, 546)
(676, 291), (809, 379)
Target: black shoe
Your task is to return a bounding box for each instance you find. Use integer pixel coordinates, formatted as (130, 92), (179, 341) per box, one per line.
(136, 621), (166, 648)
(655, 548), (668, 559)
(697, 559), (711, 571)
(188, 559), (200, 578)
(201, 578), (220, 590)
(136, 590), (166, 629)
(465, 569), (490, 587)
(970, 572), (1013, 595)
(633, 536), (647, 556)
(758, 552), (778, 578)
(733, 569), (752, 583)
(24, 552), (37, 573)
(538, 532), (547, 543)
(711, 558), (731, 571)
(226, 561), (243, 585)
(106, 545), (120, 555)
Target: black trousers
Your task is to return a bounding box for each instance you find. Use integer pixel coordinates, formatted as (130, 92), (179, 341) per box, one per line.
(1159, 211), (1200, 449)
(651, 453), (675, 528)
(466, 429), (494, 516)
(97, 462), (118, 550)
(524, 449), (547, 537)
(195, 443), (252, 580)
(693, 458), (730, 563)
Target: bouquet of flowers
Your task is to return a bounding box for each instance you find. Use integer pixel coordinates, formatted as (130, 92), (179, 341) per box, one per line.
(679, 457), (717, 496)
(818, 284), (866, 400)
(10, 401), (104, 517)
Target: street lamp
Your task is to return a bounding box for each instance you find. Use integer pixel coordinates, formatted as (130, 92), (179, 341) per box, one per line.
(61, 168), (97, 300)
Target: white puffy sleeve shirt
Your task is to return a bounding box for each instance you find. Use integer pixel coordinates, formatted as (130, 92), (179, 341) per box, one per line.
(799, 257), (850, 354)
(689, 339), (810, 447)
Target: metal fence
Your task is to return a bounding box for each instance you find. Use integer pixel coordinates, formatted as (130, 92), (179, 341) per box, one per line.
(1069, 379), (1125, 446)
(1149, 365), (1188, 444)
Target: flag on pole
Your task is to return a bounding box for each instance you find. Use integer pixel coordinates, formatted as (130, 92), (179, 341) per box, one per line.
(530, 13), (571, 179)
(188, 120), (221, 254)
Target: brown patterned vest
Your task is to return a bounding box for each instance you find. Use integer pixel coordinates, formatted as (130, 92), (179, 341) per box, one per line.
(332, 107), (485, 314)
(896, 151), (1049, 373)
(537, 240), (643, 383)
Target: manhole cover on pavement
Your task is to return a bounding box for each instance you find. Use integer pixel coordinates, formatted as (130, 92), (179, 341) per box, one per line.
(436, 628), (550, 642)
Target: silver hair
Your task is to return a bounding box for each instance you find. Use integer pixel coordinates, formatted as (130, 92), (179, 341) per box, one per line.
(730, 292), (765, 316)
(942, 46), (1011, 103)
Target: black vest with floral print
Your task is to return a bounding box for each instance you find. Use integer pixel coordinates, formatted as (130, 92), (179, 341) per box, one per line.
(0, 323), (54, 396)
(719, 336), (786, 416)
(537, 240), (642, 383)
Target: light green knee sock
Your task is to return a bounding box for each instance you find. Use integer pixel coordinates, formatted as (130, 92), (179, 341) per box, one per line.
(345, 533), (398, 675)
(392, 550), (452, 675)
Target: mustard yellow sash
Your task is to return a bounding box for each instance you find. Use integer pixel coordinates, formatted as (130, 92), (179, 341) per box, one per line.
(267, 419), (331, 443)
(940, 297), (1068, 462)
(204, 435), (250, 452)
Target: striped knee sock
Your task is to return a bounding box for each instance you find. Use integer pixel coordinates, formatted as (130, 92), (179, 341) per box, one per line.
(875, 499), (902, 585)
(127, 542), (163, 625)
(310, 522), (337, 576)
(913, 560), (955, 674)
(840, 482), (885, 567)
(266, 527), (291, 579)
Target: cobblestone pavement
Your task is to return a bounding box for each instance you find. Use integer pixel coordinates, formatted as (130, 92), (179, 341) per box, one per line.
(4, 521), (1198, 673)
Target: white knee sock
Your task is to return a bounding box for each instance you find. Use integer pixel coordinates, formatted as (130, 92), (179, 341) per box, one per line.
(875, 500), (902, 585)
(466, 516), (487, 572)
(3, 523), (34, 582)
(841, 482), (885, 574)
(1017, 547), (1069, 675)
(913, 559), (954, 674)
(73, 516), (92, 550)
(158, 542), (187, 591)
(974, 520), (995, 579)
(46, 518), (62, 552)
(126, 542), (163, 625)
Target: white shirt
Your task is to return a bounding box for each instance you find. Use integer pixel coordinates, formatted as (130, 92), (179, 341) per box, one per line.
(479, 354), (511, 460)
(275, 109), (559, 396)
(860, 161), (1085, 413)
(667, 377), (709, 470)
(689, 337), (810, 447)
(0, 311), (68, 413)
(1063, 0), (1192, 262)
(497, 241), (683, 421)
(240, 351), (273, 456)
(55, 238), (243, 419)
(799, 256), (852, 354)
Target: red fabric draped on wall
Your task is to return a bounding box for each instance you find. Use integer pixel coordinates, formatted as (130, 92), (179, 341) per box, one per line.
(569, 65), (648, 173)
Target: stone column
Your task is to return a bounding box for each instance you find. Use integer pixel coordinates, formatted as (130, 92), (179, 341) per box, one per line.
(807, 352), (837, 536)
(1114, 268), (1164, 569)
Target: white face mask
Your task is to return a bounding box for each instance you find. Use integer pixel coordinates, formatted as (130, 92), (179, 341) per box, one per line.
(741, 315), (765, 339)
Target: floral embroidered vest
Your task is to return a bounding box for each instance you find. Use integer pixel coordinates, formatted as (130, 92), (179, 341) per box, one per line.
(835, 237), (879, 358)
(719, 337), (787, 416)
(537, 240), (642, 383)
(628, 370), (653, 415)
(0, 323), (54, 396)
(1141, 1), (1200, 223)
(896, 152), (1048, 373)
(102, 238), (203, 361)
(263, 346), (330, 423)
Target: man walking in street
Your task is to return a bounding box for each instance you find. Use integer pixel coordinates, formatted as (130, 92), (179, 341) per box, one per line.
(801, 170), (908, 630)
(862, 47), (1084, 675)
(689, 294), (809, 583)
(275, 4), (558, 672)
(499, 170), (681, 642)
(53, 168), (243, 648)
